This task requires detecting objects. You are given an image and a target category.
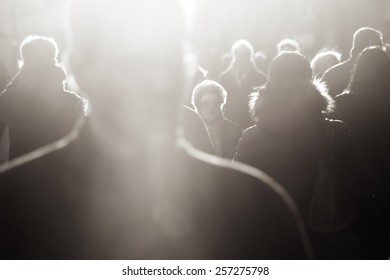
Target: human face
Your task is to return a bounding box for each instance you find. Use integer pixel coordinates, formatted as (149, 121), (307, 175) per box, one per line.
(197, 91), (223, 123)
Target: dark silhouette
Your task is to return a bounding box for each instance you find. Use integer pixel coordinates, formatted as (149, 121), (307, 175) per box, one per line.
(322, 27), (385, 97)
(191, 80), (242, 159)
(219, 40), (268, 129)
(334, 46), (390, 259)
(310, 50), (341, 78)
(179, 105), (214, 154)
(0, 0), (310, 259)
(0, 62), (9, 93)
(0, 35), (85, 160)
(277, 38), (301, 54)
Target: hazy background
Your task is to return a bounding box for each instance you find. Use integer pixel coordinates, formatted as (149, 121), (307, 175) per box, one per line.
(0, 0), (389, 78)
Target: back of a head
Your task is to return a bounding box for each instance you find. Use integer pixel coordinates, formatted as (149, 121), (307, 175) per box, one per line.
(349, 46), (390, 95)
(351, 27), (384, 58)
(19, 35), (59, 69)
(277, 38), (300, 54)
(251, 52), (334, 123)
(269, 51), (312, 85)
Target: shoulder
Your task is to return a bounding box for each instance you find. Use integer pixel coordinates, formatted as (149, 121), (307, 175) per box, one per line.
(323, 60), (352, 79)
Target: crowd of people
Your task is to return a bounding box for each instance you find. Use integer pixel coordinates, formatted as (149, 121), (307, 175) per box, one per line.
(0, 0), (388, 260)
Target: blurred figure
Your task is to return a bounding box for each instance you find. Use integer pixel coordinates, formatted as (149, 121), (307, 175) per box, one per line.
(219, 40), (267, 129)
(277, 38), (301, 54)
(0, 35), (84, 160)
(334, 47), (390, 259)
(0, 0), (309, 259)
(310, 50), (341, 78)
(322, 27), (385, 97)
(192, 80), (242, 159)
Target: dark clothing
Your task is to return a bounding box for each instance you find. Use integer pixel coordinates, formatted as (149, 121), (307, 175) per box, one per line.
(322, 59), (354, 98)
(0, 119), (309, 260)
(235, 118), (360, 259)
(219, 67), (267, 129)
(179, 105), (214, 154)
(207, 118), (242, 159)
(235, 122), (324, 219)
(334, 91), (390, 259)
(0, 121), (9, 163)
(0, 66), (83, 160)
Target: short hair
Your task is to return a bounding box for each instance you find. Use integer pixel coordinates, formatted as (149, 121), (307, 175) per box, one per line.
(231, 39), (255, 57)
(19, 35), (59, 65)
(191, 80), (227, 110)
(277, 38), (300, 54)
(351, 27), (384, 57)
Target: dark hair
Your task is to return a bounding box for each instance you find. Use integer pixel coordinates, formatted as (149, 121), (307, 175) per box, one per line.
(191, 80), (227, 110)
(250, 52), (334, 122)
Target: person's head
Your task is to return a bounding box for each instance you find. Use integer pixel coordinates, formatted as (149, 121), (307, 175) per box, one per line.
(269, 51), (312, 85)
(250, 52), (334, 127)
(231, 39), (255, 68)
(277, 38), (300, 54)
(349, 46), (390, 94)
(65, 0), (184, 139)
(310, 50), (341, 77)
(19, 35), (59, 69)
(350, 27), (384, 58)
(191, 80), (227, 123)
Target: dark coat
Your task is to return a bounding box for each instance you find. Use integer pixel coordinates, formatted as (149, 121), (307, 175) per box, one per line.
(0, 119), (310, 260)
(0, 66), (83, 160)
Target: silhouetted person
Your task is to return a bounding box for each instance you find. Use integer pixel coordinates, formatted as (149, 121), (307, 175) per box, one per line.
(191, 80), (242, 159)
(277, 38), (301, 54)
(0, 0), (310, 259)
(235, 52), (336, 221)
(234, 52), (359, 259)
(322, 27), (385, 97)
(0, 35), (84, 160)
(310, 50), (341, 78)
(179, 105), (214, 154)
(219, 40), (267, 129)
(334, 46), (390, 259)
